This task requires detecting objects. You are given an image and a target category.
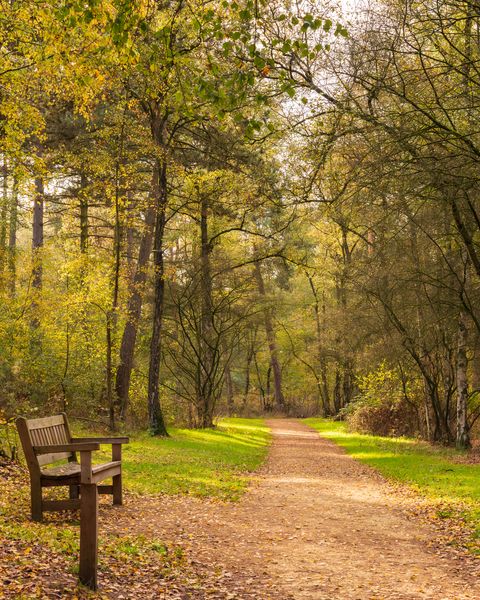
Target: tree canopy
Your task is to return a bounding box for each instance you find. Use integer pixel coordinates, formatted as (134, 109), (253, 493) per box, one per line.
(1, 0), (479, 450)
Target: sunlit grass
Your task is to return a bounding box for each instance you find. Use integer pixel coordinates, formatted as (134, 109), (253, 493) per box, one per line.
(304, 418), (480, 547)
(95, 417), (271, 500)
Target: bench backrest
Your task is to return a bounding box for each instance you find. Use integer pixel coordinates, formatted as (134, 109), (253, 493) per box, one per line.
(16, 413), (75, 475)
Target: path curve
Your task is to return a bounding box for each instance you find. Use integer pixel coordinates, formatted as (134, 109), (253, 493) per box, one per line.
(108, 419), (480, 599)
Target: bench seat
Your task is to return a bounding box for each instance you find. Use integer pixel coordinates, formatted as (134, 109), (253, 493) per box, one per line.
(41, 461), (122, 480)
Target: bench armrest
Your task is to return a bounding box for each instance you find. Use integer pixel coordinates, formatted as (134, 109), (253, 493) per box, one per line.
(34, 442), (100, 454)
(72, 437), (129, 445)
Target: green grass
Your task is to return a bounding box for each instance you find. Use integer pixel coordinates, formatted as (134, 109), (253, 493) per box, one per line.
(304, 418), (480, 546)
(96, 417), (271, 500)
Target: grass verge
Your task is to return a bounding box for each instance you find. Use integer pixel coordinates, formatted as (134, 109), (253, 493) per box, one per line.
(96, 417), (271, 500)
(304, 418), (480, 553)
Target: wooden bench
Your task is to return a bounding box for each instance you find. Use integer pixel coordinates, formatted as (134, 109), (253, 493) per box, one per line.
(16, 413), (129, 590)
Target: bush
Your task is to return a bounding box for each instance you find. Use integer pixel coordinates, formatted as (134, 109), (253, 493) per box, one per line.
(0, 413), (19, 462)
(344, 363), (420, 437)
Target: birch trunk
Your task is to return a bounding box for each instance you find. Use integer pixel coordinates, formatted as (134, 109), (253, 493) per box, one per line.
(456, 310), (470, 449)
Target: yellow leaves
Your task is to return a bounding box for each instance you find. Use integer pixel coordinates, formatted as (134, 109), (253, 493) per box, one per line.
(92, 69), (105, 85)
(0, 98), (45, 157)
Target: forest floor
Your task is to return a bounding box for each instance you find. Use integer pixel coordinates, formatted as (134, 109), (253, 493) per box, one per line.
(2, 419), (480, 599)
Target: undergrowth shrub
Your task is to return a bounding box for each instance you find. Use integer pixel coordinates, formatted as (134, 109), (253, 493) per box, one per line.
(0, 412), (19, 462)
(344, 363), (420, 437)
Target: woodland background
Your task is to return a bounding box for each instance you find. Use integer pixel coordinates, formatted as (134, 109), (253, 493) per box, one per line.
(1, 0), (479, 452)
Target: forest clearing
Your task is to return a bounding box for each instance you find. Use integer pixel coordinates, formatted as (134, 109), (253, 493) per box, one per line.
(2, 0), (480, 597)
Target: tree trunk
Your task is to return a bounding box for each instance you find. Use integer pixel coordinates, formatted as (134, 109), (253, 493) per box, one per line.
(471, 331), (480, 391)
(225, 363), (234, 416)
(243, 355), (251, 406)
(197, 192), (215, 428)
(79, 172), (88, 253)
(307, 273), (330, 415)
(105, 314), (115, 431)
(428, 380), (448, 442)
(333, 369), (342, 413)
(253, 351), (265, 410)
(265, 364), (272, 411)
(243, 334), (255, 409)
(31, 176), (44, 337)
(319, 291), (331, 414)
(115, 203), (156, 419)
(342, 358), (355, 406)
(8, 175), (18, 295)
(254, 260), (285, 409)
(0, 157), (8, 276)
(32, 177), (44, 291)
(147, 154), (168, 436)
(106, 151), (125, 432)
(456, 309), (470, 449)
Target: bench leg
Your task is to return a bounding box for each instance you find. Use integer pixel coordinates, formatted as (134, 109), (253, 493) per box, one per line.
(31, 478), (43, 522)
(112, 444), (122, 506)
(112, 473), (122, 506)
(69, 485), (80, 500)
(79, 484), (98, 590)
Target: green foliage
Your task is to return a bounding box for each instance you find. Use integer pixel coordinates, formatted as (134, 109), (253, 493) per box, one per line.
(0, 412), (19, 461)
(1, 0), (478, 451)
(354, 363), (403, 407)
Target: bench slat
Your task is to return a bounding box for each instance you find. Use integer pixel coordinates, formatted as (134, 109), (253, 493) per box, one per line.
(92, 461), (121, 475)
(27, 415), (66, 429)
(34, 443), (100, 453)
(40, 461), (120, 481)
(72, 437), (129, 445)
(37, 452), (72, 466)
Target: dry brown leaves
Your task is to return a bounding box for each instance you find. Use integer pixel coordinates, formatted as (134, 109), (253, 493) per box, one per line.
(384, 480), (480, 559)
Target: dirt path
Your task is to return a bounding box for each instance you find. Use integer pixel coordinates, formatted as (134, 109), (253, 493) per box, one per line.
(108, 419), (480, 599)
